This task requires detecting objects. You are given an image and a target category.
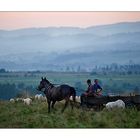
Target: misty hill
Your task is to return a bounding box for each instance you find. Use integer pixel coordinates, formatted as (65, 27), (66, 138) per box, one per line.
(0, 21), (140, 71)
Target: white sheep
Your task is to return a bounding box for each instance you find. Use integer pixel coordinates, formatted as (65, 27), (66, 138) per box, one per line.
(10, 98), (15, 103)
(23, 98), (32, 105)
(70, 96), (80, 102)
(42, 96), (47, 101)
(35, 94), (45, 101)
(38, 94), (44, 100)
(105, 99), (125, 110)
(76, 96), (81, 103)
(70, 96), (73, 101)
(35, 94), (39, 100)
(16, 98), (23, 102)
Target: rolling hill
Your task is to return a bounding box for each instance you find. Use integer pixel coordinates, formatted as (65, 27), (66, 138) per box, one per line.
(0, 21), (140, 71)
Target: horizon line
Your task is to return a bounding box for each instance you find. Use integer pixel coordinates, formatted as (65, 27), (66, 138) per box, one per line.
(0, 20), (140, 31)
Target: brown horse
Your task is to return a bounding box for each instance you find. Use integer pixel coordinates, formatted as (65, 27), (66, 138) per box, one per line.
(37, 77), (76, 113)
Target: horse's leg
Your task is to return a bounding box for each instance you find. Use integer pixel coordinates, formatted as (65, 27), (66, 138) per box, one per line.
(47, 100), (51, 113)
(80, 94), (83, 106)
(51, 100), (56, 109)
(61, 99), (69, 113)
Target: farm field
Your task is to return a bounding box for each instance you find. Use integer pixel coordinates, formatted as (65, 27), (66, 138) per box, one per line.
(0, 72), (140, 100)
(1, 72), (140, 86)
(0, 100), (140, 128)
(0, 72), (140, 128)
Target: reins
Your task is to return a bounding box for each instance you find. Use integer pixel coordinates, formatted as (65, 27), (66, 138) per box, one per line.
(45, 82), (54, 91)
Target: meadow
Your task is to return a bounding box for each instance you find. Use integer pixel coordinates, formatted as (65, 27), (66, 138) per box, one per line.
(0, 100), (140, 128)
(0, 72), (140, 128)
(0, 71), (140, 99)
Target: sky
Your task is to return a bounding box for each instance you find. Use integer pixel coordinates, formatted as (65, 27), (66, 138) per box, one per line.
(0, 12), (140, 30)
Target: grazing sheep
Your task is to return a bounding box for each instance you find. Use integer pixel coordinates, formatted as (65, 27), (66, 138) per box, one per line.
(23, 98), (32, 105)
(42, 96), (47, 101)
(76, 96), (81, 103)
(16, 98), (23, 102)
(35, 94), (39, 100)
(10, 98), (15, 103)
(70, 96), (80, 102)
(70, 96), (73, 101)
(35, 94), (45, 101)
(38, 94), (44, 100)
(105, 99), (125, 110)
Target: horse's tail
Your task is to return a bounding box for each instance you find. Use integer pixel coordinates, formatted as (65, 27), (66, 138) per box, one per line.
(70, 87), (76, 102)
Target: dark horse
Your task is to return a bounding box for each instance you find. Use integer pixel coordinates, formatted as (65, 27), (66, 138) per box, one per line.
(37, 77), (76, 113)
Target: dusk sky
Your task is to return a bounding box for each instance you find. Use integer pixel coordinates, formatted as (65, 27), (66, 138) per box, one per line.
(0, 12), (140, 30)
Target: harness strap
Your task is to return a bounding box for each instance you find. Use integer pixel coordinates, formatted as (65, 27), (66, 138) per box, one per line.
(45, 83), (54, 92)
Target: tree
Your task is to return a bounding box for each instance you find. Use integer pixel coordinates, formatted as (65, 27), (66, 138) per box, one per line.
(0, 68), (6, 73)
(0, 83), (17, 100)
(17, 83), (25, 89)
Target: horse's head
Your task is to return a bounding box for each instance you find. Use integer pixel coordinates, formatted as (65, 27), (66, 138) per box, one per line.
(37, 77), (49, 91)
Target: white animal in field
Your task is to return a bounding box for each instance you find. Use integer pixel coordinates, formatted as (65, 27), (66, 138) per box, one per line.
(70, 96), (80, 102)
(16, 98), (23, 102)
(70, 96), (73, 101)
(76, 96), (81, 103)
(35, 94), (45, 101)
(42, 96), (47, 101)
(10, 98), (15, 103)
(105, 99), (125, 110)
(23, 98), (32, 105)
(35, 94), (39, 100)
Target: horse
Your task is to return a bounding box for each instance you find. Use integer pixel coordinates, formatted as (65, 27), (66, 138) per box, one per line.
(37, 77), (76, 113)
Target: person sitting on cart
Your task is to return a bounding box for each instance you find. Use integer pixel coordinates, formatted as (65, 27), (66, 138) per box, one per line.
(80, 79), (92, 105)
(91, 79), (102, 96)
(85, 79), (92, 95)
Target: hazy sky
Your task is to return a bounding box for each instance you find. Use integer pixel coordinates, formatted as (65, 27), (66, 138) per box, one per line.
(0, 12), (140, 30)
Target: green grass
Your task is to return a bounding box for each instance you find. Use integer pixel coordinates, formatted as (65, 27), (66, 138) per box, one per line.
(1, 72), (140, 86)
(1, 72), (140, 95)
(0, 72), (140, 128)
(0, 100), (140, 128)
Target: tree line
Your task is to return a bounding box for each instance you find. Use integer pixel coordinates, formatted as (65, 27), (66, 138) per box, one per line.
(0, 83), (35, 100)
(91, 63), (140, 75)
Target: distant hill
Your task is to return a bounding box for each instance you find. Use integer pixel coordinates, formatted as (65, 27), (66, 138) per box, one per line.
(0, 21), (140, 71)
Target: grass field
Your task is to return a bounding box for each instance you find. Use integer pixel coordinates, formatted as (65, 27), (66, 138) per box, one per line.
(1, 72), (140, 85)
(0, 72), (140, 128)
(0, 72), (140, 96)
(0, 100), (140, 128)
